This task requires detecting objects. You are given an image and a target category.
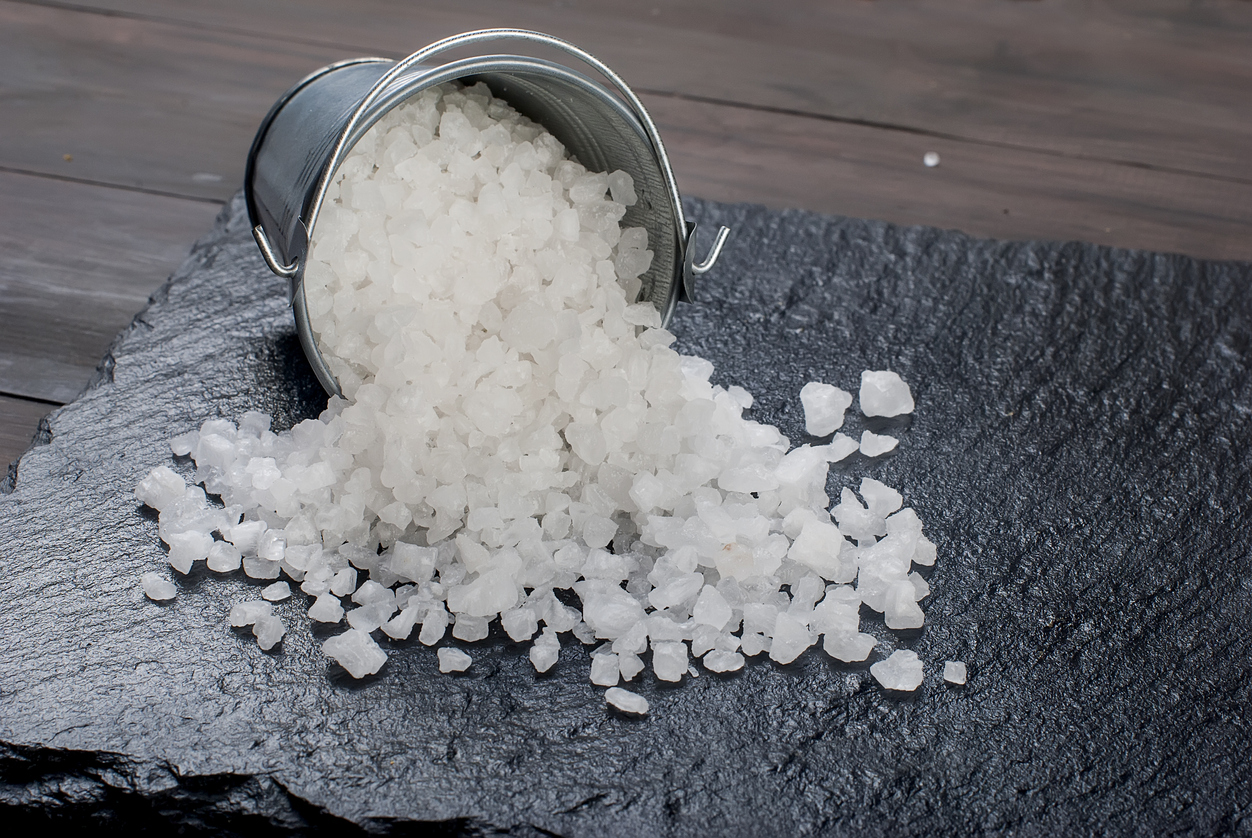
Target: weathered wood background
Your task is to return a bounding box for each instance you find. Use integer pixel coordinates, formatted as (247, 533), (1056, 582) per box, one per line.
(2, 0), (1250, 468)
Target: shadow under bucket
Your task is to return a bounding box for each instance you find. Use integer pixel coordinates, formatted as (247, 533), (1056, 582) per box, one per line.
(244, 28), (730, 398)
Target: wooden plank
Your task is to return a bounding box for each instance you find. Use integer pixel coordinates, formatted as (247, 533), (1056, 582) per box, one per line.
(0, 170), (221, 402)
(0, 394), (52, 472)
(0, 0), (345, 202)
(0, 0), (1247, 263)
(649, 94), (1252, 263)
(35, 0), (1252, 183)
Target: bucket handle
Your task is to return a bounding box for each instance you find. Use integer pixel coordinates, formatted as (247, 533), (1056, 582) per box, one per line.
(301, 28), (729, 297)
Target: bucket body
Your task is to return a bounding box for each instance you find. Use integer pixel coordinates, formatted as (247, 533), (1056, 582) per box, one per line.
(245, 30), (727, 397)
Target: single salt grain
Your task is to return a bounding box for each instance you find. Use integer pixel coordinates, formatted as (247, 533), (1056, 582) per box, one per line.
(141, 571), (176, 601)
(651, 641), (688, 682)
(605, 686), (649, 715)
(703, 650), (744, 673)
(261, 581), (291, 601)
(323, 629), (387, 678)
(329, 568), (357, 597)
(870, 649), (924, 691)
(253, 614), (286, 650)
(206, 541), (242, 573)
(308, 592), (345, 623)
(859, 477), (903, 518)
(229, 600), (272, 627)
(821, 433), (860, 462)
(590, 651), (620, 686)
(944, 660), (967, 685)
(530, 629), (560, 673)
(860, 431), (899, 457)
(800, 382), (854, 437)
(859, 370), (915, 417)
(923, 151), (940, 168)
(438, 647), (472, 673)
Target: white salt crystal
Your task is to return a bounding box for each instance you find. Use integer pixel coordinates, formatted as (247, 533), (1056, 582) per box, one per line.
(923, 151), (940, 168)
(703, 650), (744, 673)
(859, 370), (914, 417)
(800, 382), (853, 436)
(308, 592), (345, 623)
(651, 640), (688, 682)
(382, 604), (420, 640)
(769, 612), (814, 664)
(206, 541), (242, 573)
(261, 581), (291, 602)
(692, 585), (732, 631)
(501, 606), (539, 642)
(323, 629), (387, 678)
(419, 607), (449, 645)
(606, 170), (637, 206)
(165, 530), (213, 575)
(253, 614), (286, 650)
(141, 571), (176, 602)
(135, 466), (186, 512)
(944, 660), (967, 685)
(530, 629), (560, 673)
(329, 568), (357, 597)
(821, 433), (860, 462)
(590, 651), (620, 686)
(229, 600), (272, 627)
(619, 652), (644, 681)
(860, 431), (899, 457)
(870, 649), (924, 691)
(605, 686), (649, 715)
(438, 647), (472, 673)
(859, 478), (903, 518)
(452, 613), (489, 642)
(822, 632), (877, 662)
(169, 431), (199, 457)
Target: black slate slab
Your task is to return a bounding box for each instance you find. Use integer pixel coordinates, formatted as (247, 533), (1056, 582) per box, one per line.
(2, 193), (1250, 836)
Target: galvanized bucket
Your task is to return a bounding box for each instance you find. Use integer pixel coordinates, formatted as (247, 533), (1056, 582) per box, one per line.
(245, 29), (730, 398)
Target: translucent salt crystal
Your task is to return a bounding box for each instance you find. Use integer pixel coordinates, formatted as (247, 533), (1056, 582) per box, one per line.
(884, 580), (925, 630)
(530, 629), (560, 673)
(605, 686), (649, 715)
(590, 651), (620, 686)
(253, 614), (286, 650)
(308, 592), (345, 624)
(242, 555), (281, 580)
(169, 431), (199, 457)
(382, 604), (419, 640)
(206, 541), (242, 573)
(619, 652), (644, 681)
(923, 151), (940, 168)
(860, 431), (899, 457)
(800, 382), (853, 436)
(741, 633), (769, 657)
(859, 477), (903, 518)
(870, 649), (924, 691)
(329, 568), (358, 597)
(859, 370), (914, 417)
(822, 632), (877, 662)
(229, 600), (272, 627)
(262, 581), (291, 602)
(437, 647), (472, 673)
(821, 433), (860, 462)
(703, 650), (744, 673)
(323, 629), (387, 678)
(769, 612), (814, 664)
(347, 603), (393, 632)
(501, 606), (539, 642)
(692, 585), (732, 631)
(165, 530), (212, 575)
(419, 607), (449, 645)
(606, 170), (637, 206)
(135, 466), (187, 512)
(452, 614), (489, 642)
(141, 571), (176, 602)
(651, 640), (688, 682)
(944, 660), (967, 685)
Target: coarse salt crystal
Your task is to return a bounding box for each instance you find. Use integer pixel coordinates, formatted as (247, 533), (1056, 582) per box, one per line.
(141, 571), (176, 602)
(605, 686), (649, 715)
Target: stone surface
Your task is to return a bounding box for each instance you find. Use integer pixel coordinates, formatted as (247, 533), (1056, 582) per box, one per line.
(2, 193), (1250, 835)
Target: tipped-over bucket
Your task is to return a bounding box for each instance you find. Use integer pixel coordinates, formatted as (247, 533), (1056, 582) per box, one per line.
(245, 28), (730, 398)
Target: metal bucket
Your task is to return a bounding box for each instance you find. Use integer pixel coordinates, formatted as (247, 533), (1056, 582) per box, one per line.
(245, 29), (730, 398)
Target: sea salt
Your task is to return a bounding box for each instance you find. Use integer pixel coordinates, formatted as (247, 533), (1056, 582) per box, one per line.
(870, 649), (924, 692)
(860, 431), (899, 457)
(323, 629), (387, 678)
(860, 370), (914, 417)
(135, 79), (945, 701)
(800, 381), (853, 436)
(141, 571), (176, 601)
(944, 660), (967, 685)
(605, 686), (649, 715)
(437, 647), (472, 673)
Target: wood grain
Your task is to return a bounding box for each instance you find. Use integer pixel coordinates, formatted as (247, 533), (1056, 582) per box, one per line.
(0, 170), (220, 402)
(32, 0), (1252, 181)
(649, 94), (1252, 262)
(0, 394), (51, 472)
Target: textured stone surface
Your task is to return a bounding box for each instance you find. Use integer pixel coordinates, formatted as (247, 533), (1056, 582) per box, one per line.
(2, 193), (1250, 835)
